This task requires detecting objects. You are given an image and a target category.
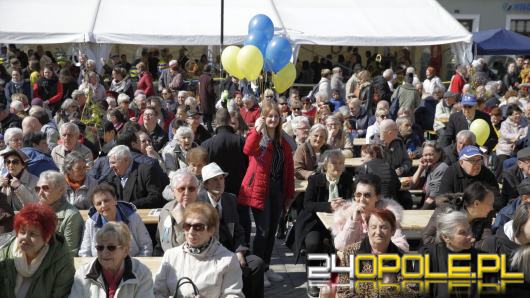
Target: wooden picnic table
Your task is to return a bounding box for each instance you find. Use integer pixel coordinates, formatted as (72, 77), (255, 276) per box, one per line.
(345, 158), (420, 168)
(79, 209), (160, 225)
(317, 209), (433, 239)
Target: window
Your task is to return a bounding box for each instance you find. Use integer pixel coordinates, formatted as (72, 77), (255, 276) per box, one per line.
(507, 15), (530, 37)
(452, 14), (480, 32)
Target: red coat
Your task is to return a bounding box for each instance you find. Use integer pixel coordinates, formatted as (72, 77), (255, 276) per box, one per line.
(238, 128), (295, 211)
(137, 71), (155, 96)
(240, 106), (261, 128)
(449, 72), (466, 95)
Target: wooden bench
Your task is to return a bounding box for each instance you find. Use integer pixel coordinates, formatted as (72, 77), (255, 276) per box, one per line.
(79, 209), (160, 225)
(345, 158), (420, 168)
(353, 138), (366, 146)
(74, 257), (162, 272)
(317, 210), (433, 239)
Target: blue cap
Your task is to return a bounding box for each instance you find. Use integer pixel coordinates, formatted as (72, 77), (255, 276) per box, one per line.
(461, 93), (477, 106)
(459, 145), (482, 160)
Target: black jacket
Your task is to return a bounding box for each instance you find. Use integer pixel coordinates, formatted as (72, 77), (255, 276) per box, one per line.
(442, 143), (459, 166)
(104, 160), (165, 208)
(440, 110), (498, 153)
(438, 163), (502, 211)
(201, 126), (248, 196)
(292, 171), (353, 262)
(372, 75), (392, 102)
(194, 124), (211, 145)
(356, 158), (400, 198)
(502, 164), (524, 204)
(0, 113), (22, 134)
(146, 124), (168, 152)
(382, 138), (412, 176)
(348, 107), (370, 138)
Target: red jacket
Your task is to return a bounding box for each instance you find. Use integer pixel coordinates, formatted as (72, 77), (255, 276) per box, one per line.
(137, 71), (155, 96)
(238, 128), (295, 211)
(240, 106), (261, 128)
(449, 72), (466, 94)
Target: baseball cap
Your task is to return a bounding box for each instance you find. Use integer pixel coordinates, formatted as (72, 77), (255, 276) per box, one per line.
(461, 93), (477, 106)
(459, 145), (482, 160)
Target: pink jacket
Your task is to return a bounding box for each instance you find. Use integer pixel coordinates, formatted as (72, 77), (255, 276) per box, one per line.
(332, 198), (409, 252)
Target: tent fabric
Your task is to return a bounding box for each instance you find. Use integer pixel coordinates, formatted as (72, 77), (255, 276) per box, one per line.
(472, 28), (530, 55)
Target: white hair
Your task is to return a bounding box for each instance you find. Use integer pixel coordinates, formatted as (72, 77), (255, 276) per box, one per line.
(185, 96), (197, 107)
(39, 170), (67, 191)
(338, 106), (350, 118)
(108, 145), (132, 161)
(60, 122), (80, 135)
(29, 106), (44, 116)
(177, 91), (188, 97)
(61, 98), (78, 110)
(10, 101), (23, 113)
(175, 126), (194, 140)
(170, 168), (199, 189)
(106, 97), (117, 108)
(383, 69), (393, 79)
(435, 209), (468, 244)
(4, 127), (23, 143)
(134, 93), (146, 101)
(117, 93), (130, 104)
(406, 66), (415, 74)
(290, 116), (310, 130)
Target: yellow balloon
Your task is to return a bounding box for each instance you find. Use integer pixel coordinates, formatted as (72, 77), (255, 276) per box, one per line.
(272, 62), (296, 93)
(469, 119), (490, 146)
(237, 45), (263, 81)
(221, 46), (245, 79)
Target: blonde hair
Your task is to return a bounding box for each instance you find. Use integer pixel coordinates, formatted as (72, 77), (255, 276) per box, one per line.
(96, 222), (131, 248)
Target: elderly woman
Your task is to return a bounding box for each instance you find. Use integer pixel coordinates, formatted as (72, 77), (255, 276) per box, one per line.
(419, 210), (478, 297)
(71, 222), (154, 297)
(0, 148), (38, 211)
(62, 152), (97, 210)
(154, 201), (244, 298)
(162, 126), (196, 172)
(325, 115), (353, 157)
(422, 182), (494, 249)
(0, 203), (75, 297)
(36, 170), (84, 256)
(294, 124), (331, 180)
(3, 127), (23, 150)
(336, 209), (414, 298)
(497, 104), (528, 175)
(365, 108), (388, 143)
(411, 141), (449, 209)
(110, 67), (134, 99)
(79, 184), (152, 257)
(357, 144), (400, 199)
(54, 98), (80, 127)
(293, 150), (352, 295)
(332, 173), (408, 252)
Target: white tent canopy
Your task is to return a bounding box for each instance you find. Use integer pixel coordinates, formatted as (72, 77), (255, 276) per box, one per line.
(0, 0), (472, 61)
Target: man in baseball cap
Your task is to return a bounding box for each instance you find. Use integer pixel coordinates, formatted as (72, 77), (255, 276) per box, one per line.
(502, 147), (530, 204)
(493, 177), (530, 231)
(198, 162), (266, 293)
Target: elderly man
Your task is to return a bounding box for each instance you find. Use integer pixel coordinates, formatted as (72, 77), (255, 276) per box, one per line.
(158, 59), (183, 92)
(104, 145), (165, 208)
(21, 132), (59, 176)
(288, 116), (311, 147)
(240, 95), (260, 128)
(443, 130), (476, 166)
(198, 162), (266, 292)
(439, 145), (501, 210)
(36, 170), (84, 256)
(21, 115), (42, 135)
(377, 119), (412, 177)
(51, 122), (93, 170)
(0, 103), (22, 134)
(348, 98), (369, 138)
(132, 93), (147, 119)
(494, 177), (530, 232)
(502, 147), (530, 205)
(155, 169), (199, 255)
(433, 91), (457, 136)
(440, 93), (497, 153)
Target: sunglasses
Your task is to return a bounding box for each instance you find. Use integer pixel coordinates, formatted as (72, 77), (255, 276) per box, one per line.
(34, 185), (50, 192)
(5, 159), (21, 165)
(176, 186), (197, 193)
(183, 222), (207, 232)
(95, 245), (121, 252)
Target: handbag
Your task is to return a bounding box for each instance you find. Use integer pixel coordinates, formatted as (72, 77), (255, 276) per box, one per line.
(173, 276), (200, 298)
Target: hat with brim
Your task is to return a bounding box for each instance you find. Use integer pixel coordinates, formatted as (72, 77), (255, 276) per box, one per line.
(518, 177), (530, 196)
(443, 91), (458, 98)
(186, 108), (202, 117)
(459, 145), (482, 160)
(517, 147), (530, 160)
(1, 148), (29, 164)
(202, 162), (228, 182)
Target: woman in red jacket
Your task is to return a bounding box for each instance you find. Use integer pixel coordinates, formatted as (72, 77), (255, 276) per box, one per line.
(238, 101), (295, 286)
(33, 65), (63, 113)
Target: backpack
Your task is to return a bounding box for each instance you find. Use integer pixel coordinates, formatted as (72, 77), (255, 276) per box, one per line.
(389, 85), (401, 120)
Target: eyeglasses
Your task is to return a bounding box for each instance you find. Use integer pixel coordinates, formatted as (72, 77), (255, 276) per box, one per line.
(354, 192), (373, 199)
(95, 245), (121, 252)
(176, 186), (197, 193)
(5, 159), (21, 165)
(183, 222), (207, 232)
(34, 185), (50, 192)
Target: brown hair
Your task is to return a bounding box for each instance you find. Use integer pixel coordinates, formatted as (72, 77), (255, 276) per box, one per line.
(367, 208), (397, 231)
(187, 147), (208, 165)
(361, 144), (383, 159)
(260, 101), (282, 143)
(183, 202), (219, 231)
(490, 106), (502, 117)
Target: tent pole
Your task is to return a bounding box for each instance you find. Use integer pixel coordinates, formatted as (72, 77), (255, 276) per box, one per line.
(219, 0), (225, 94)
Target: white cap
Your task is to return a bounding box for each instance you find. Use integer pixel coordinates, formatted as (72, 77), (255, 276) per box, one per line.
(201, 162), (228, 182)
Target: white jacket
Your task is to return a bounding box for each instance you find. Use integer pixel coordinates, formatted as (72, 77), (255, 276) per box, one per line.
(69, 256), (154, 298)
(154, 239), (244, 298)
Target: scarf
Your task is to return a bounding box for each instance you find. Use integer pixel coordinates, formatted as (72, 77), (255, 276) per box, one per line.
(326, 174), (339, 202)
(13, 241), (50, 294)
(184, 237), (213, 255)
(65, 174), (83, 191)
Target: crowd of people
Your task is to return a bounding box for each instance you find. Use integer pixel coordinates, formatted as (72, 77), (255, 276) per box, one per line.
(0, 43), (530, 297)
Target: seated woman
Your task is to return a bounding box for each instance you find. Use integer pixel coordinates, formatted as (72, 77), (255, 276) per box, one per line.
(357, 144), (400, 199)
(161, 126), (195, 172)
(497, 104), (528, 179)
(0, 148), (38, 211)
(63, 152), (97, 210)
(325, 115), (353, 157)
(422, 182), (494, 250)
(336, 209), (415, 298)
(154, 202), (244, 298)
(0, 203), (75, 297)
(79, 184), (152, 257)
(293, 123), (331, 180)
(332, 173), (408, 252)
(365, 108), (389, 143)
(411, 141), (448, 209)
(70, 222), (154, 297)
(162, 147), (208, 201)
(419, 210), (478, 297)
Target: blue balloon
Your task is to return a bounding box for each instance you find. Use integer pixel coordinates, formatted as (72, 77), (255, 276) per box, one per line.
(244, 32), (268, 56)
(248, 14), (274, 41)
(265, 36), (292, 73)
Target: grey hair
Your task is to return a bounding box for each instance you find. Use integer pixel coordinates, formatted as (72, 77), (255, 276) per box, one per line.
(62, 151), (86, 173)
(321, 149), (345, 172)
(309, 123), (328, 138)
(243, 95), (256, 103)
(456, 130), (476, 144)
(513, 202), (530, 242)
(170, 168), (199, 189)
(435, 209), (469, 244)
(39, 170), (67, 191)
(338, 106), (350, 118)
(10, 101), (23, 112)
(177, 90), (188, 97)
(291, 116), (310, 130)
(95, 221), (131, 248)
(185, 97), (197, 106)
(4, 127), (23, 143)
(432, 84), (446, 95)
(117, 93), (130, 104)
(325, 115), (340, 125)
(175, 126), (194, 141)
(60, 122), (80, 135)
(383, 69), (393, 79)
(134, 93), (146, 101)
(71, 89), (85, 100)
(511, 246), (530, 282)
(395, 116), (412, 128)
(107, 145), (132, 161)
(379, 119), (397, 134)
(86, 59), (96, 67)
(61, 98), (78, 111)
